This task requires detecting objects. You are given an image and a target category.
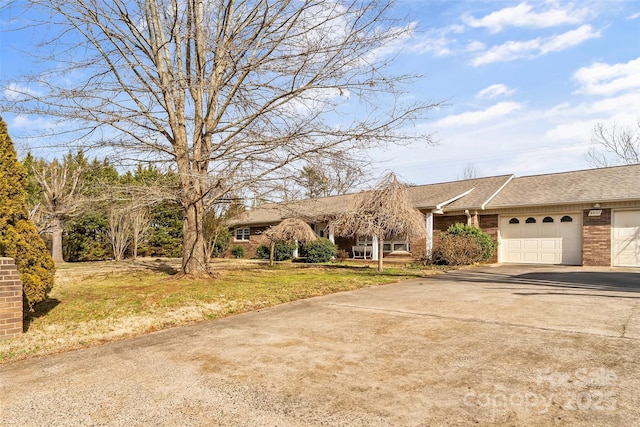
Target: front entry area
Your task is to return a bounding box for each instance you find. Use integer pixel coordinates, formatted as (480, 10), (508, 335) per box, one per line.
(499, 213), (582, 265)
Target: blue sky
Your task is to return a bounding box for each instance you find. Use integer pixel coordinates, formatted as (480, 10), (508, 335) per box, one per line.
(368, 0), (640, 184)
(1, 1), (639, 186)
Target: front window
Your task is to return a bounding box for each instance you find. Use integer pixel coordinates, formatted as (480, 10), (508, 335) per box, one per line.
(235, 228), (250, 241)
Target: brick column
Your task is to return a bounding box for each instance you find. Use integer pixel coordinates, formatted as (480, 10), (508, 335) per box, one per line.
(582, 209), (611, 267)
(0, 257), (23, 339)
(479, 214), (499, 263)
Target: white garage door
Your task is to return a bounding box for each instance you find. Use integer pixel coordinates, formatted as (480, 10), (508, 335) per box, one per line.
(500, 214), (582, 265)
(613, 210), (640, 267)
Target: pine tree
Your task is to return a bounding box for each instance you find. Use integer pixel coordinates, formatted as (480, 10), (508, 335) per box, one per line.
(0, 117), (55, 311)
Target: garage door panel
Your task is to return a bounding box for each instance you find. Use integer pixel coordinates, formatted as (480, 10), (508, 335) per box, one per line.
(540, 239), (559, 250)
(506, 253), (523, 262)
(506, 240), (523, 250)
(500, 214), (581, 265)
(613, 211), (640, 267)
(523, 252), (540, 262)
(540, 253), (558, 263)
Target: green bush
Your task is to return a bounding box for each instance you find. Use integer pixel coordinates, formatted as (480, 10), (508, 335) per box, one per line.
(256, 241), (297, 261)
(139, 204), (183, 257)
(64, 213), (110, 261)
(431, 234), (483, 266)
(210, 227), (231, 258)
(230, 245), (245, 259)
(445, 223), (496, 261)
(430, 223), (497, 266)
(0, 117), (55, 311)
(301, 238), (338, 263)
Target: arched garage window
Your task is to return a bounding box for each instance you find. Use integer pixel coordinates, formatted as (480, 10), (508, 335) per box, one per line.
(543, 216), (554, 223)
(561, 216), (573, 223)
(525, 217), (536, 223)
(509, 218), (519, 224)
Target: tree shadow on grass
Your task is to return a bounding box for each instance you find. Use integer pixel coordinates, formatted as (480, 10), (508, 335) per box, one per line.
(134, 258), (179, 275)
(23, 298), (61, 332)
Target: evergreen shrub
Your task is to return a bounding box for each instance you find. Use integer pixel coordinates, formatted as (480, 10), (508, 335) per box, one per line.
(301, 238), (338, 263)
(0, 117), (55, 311)
(256, 242), (296, 261)
(230, 245), (245, 258)
(431, 223), (497, 266)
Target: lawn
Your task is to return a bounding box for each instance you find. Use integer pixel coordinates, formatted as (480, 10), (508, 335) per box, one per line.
(1, 258), (435, 363)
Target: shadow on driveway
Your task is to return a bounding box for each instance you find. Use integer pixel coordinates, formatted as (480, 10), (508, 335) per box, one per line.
(429, 266), (640, 297)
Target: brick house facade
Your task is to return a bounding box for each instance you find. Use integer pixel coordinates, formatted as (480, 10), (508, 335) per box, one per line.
(230, 165), (640, 267)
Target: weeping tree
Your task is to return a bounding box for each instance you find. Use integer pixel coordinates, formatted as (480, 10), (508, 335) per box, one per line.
(3, 0), (438, 277)
(263, 218), (317, 266)
(331, 172), (425, 272)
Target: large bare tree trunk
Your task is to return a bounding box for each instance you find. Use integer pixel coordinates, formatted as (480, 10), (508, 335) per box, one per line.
(182, 197), (208, 276)
(5, 0), (440, 277)
(51, 216), (64, 263)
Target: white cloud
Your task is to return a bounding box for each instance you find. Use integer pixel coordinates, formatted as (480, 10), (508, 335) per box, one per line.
(540, 25), (601, 53)
(477, 84), (515, 99)
(409, 35), (453, 56)
(366, 21), (417, 60)
(3, 82), (42, 100)
(9, 114), (56, 131)
(545, 119), (596, 142)
(435, 101), (523, 127)
(466, 40), (485, 52)
(463, 2), (590, 33)
(573, 57), (640, 96)
(472, 25), (601, 66)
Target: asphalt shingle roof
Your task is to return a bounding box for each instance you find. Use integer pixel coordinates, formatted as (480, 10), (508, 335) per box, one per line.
(230, 164), (640, 226)
(486, 164), (640, 208)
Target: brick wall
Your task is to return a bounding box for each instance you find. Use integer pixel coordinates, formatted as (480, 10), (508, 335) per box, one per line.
(479, 214), (499, 263)
(0, 258), (23, 340)
(582, 208), (611, 267)
(434, 215), (468, 232)
(231, 226), (270, 258)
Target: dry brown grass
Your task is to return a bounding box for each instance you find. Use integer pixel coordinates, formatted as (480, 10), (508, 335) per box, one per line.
(1, 258), (433, 363)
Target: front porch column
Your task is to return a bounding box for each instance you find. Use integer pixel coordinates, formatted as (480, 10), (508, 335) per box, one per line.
(328, 226), (335, 244)
(293, 240), (299, 258)
(425, 211), (433, 259)
(372, 235), (379, 261)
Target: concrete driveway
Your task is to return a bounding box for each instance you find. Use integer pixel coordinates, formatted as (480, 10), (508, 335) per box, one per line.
(2, 265), (639, 426)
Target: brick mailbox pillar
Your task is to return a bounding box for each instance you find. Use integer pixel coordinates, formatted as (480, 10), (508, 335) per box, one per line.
(0, 257), (23, 339)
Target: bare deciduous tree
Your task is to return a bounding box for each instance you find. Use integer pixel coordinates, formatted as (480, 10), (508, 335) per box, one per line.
(32, 158), (83, 263)
(107, 207), (131, 261)
(586, 120), (640, 167)
(297, 157), (367, 199)
(4, 0), (439, 276)
(331, 172), (425, 272)
(129, 207), (149, 260)
(458, 163), (481, 180)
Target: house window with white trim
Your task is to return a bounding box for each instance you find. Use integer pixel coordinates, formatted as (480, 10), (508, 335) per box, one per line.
(235, 228), (250, 241)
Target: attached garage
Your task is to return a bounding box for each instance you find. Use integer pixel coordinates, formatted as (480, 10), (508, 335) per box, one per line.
(499, 214), (582, 265)
(612, 210), (640, 267)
